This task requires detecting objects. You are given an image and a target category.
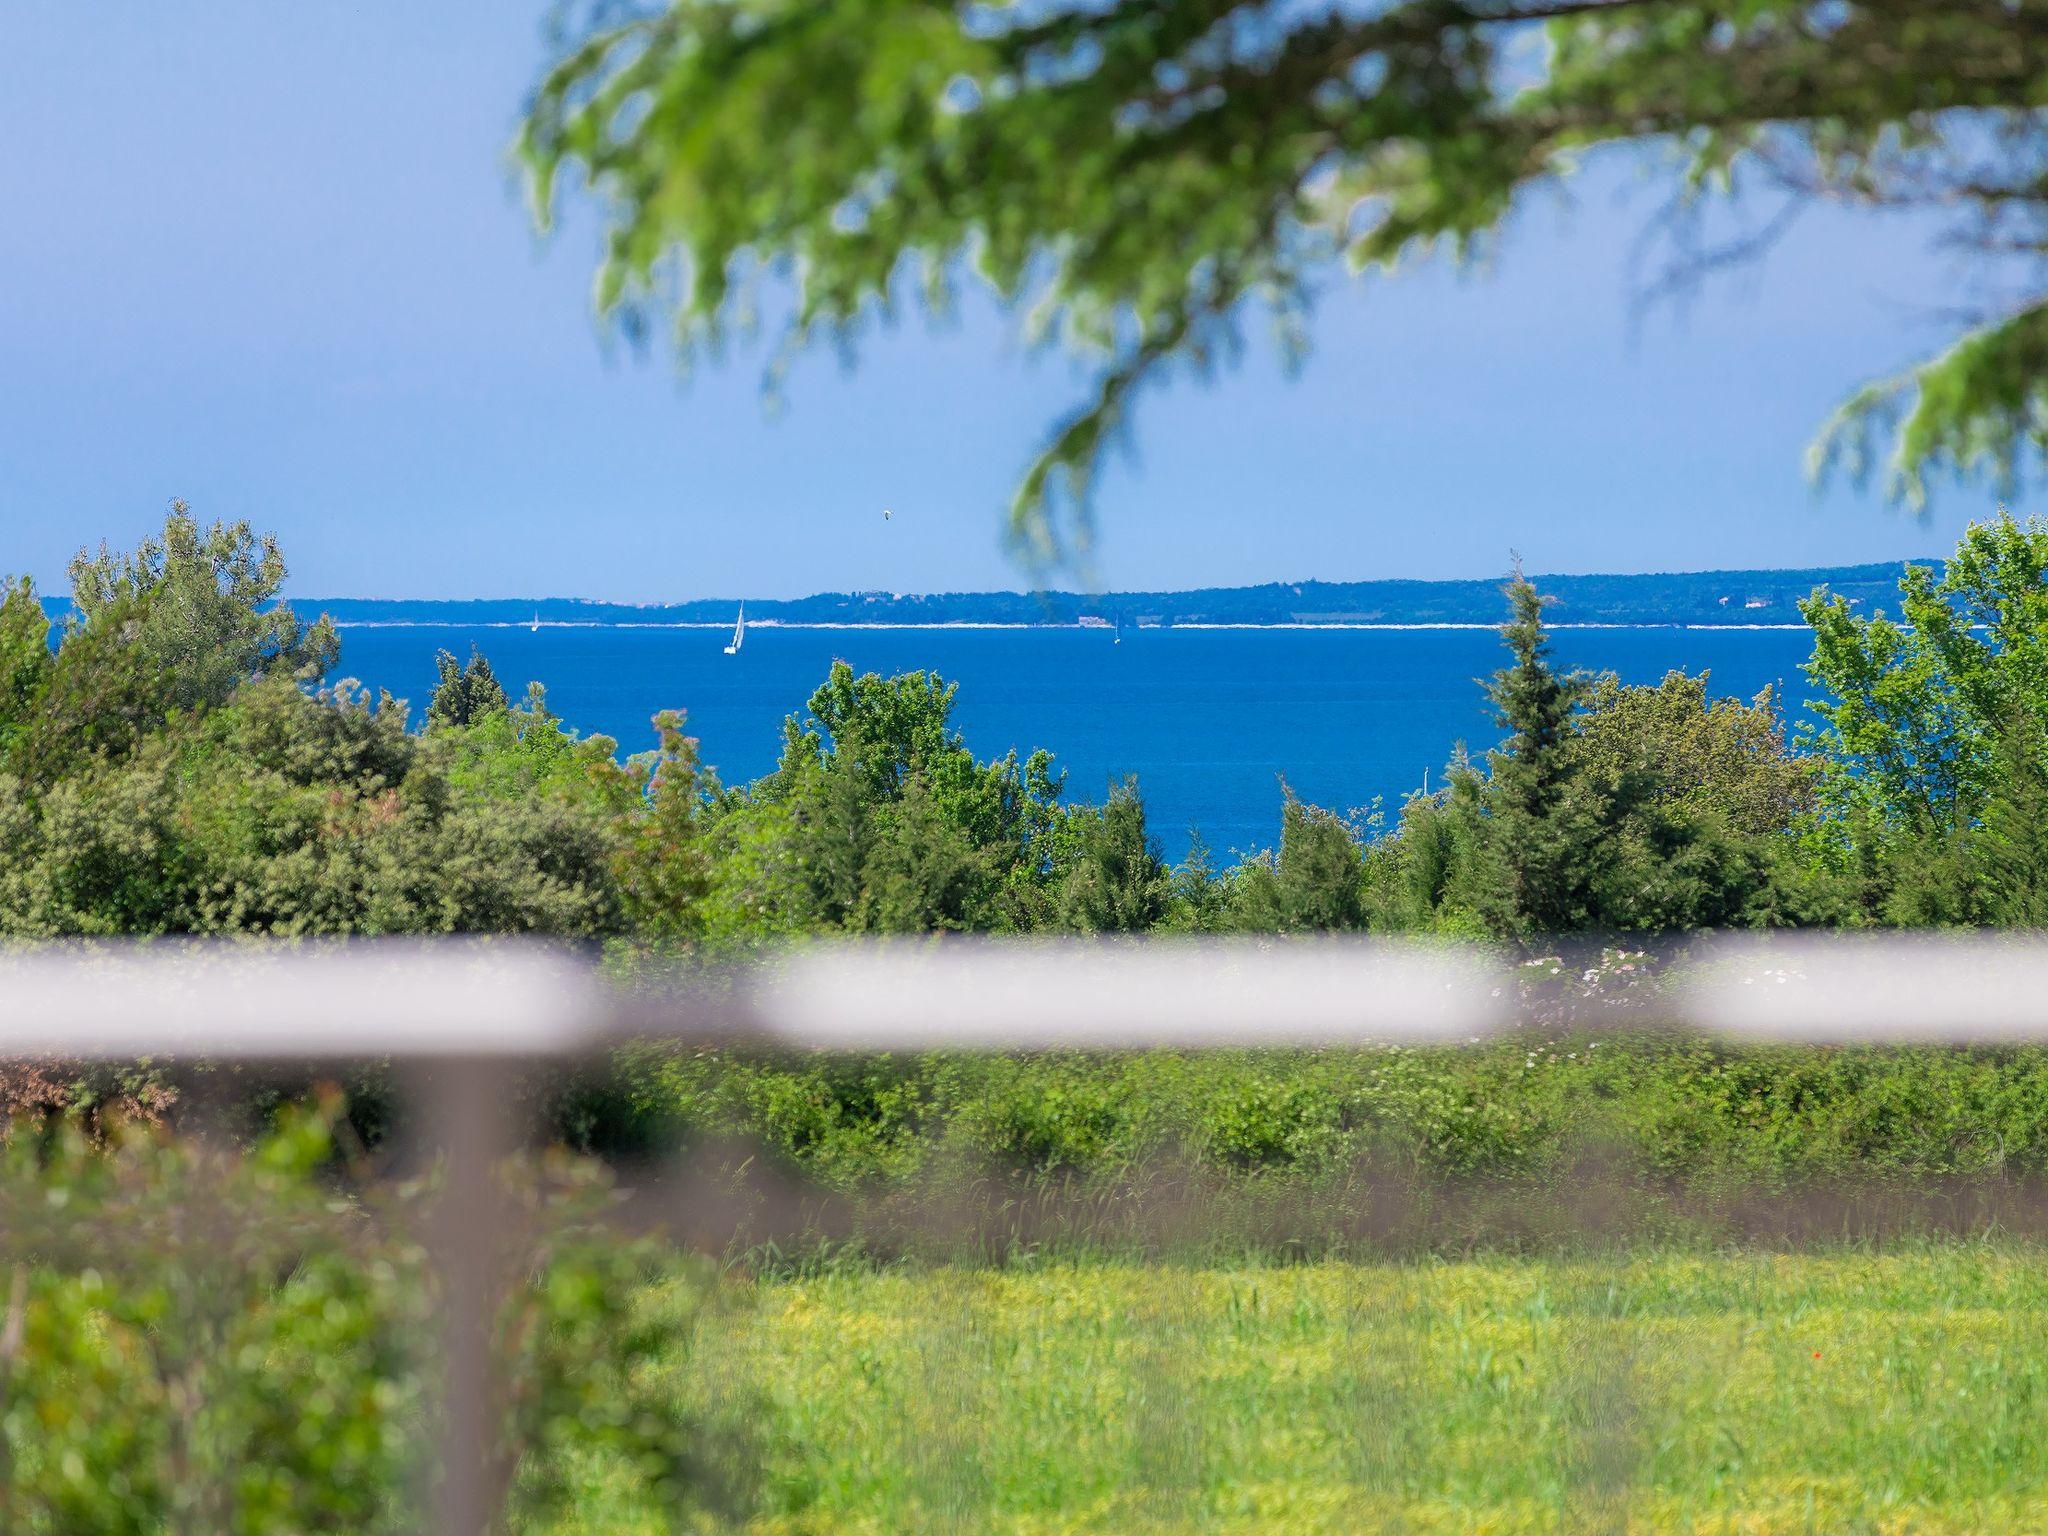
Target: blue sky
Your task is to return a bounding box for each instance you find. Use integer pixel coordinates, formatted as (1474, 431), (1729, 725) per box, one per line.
(1, 3), (2028, 601)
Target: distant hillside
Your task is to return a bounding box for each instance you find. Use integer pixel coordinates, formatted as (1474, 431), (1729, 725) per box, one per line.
(283, 561), (1930, 629)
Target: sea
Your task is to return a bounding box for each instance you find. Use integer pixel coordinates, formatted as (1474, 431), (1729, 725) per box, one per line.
(330, 623), (1821, 860)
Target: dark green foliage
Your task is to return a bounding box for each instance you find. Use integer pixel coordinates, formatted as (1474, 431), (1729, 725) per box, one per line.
(0, 576), (51, 767)
(522, 1), (2048, 557)
(1567, 671), (1818, 838)
(23, 507), (2048, 952)
(1160, 834), (1232, 934)
(1365, 567), (1835, 938)
(1970, 714), (2048, 925)
(1884, 706), (2048, 927)
(0, 513), (652, 942)
(0, 679), (625, 939)
(425, 646), (510, 729)
(612, 711), (718, 946)
(1483, 567), (1606, 932)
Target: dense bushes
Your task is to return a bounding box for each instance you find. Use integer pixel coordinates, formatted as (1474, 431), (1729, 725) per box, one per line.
(590, 1032), (2048, 1189)
(0, 678), (630, 938)
(0, 1103), (742, 1533)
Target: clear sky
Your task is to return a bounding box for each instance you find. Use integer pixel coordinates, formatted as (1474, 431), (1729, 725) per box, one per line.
(2, 3), (2030, 601)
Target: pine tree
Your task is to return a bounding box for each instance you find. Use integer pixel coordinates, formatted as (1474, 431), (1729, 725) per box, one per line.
(1483, 565), (1602, 933)
(1487, 565), (1584, 822)
(463, 650), (508, 718)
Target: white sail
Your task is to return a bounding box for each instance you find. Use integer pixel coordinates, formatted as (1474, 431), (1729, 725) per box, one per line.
(529, 611), (540, 633)
(724, 602), (745, 655)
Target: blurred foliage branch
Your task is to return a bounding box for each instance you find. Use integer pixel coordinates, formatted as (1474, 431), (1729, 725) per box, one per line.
(519, 0), (2048, 564)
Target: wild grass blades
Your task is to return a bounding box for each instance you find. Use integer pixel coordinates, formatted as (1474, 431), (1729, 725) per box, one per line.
(623, 1245), (2048, 1534)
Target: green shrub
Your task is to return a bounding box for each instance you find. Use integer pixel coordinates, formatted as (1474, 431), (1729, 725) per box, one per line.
(579, 1037), (2048, 1197)
(0, 1101), (744, 1534)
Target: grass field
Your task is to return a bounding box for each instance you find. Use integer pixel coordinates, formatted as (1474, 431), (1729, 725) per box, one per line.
(565, 1244), (2048, 1535)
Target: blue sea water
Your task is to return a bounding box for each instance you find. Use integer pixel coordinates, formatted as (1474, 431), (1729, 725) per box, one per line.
(330, 624), (1820, 860)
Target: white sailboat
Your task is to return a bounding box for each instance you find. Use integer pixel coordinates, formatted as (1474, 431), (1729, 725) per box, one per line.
(529, 611), (540, 633)
(723, 603), (745, 655)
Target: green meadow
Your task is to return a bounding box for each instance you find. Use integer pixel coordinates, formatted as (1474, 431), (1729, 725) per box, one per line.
(548, 1245), (2048, 1536)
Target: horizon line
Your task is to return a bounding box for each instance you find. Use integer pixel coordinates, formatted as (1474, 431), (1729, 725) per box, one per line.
(274, 553), (1939, 610)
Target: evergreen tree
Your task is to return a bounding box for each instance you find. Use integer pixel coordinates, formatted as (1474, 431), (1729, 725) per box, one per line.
(757, 659), (1066, 932)
(1230, 790), (1370, 933)
(1162, 833), (1231, 934)
(1487, 566), (1585, 822)
(1483, 565), (1604, 932)
(1272, 796), (1368, 932)
(65, 502), (338, 714)
(1054, 778), (1168, 934)
(426, 647), (511, 730)
(19, 506), (340, 781)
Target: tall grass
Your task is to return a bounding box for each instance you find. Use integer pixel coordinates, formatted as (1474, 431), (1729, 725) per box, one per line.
(577, 1245), (2048, 1534)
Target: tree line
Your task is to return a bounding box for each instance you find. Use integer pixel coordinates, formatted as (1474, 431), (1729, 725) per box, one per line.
(8, 505), (2048, 945)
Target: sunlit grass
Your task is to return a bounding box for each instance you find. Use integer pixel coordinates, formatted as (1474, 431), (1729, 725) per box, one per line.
(556, 1244), (2048, 1534)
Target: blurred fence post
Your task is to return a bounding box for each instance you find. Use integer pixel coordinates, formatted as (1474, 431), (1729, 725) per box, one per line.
(420, 1056), (517, 1536)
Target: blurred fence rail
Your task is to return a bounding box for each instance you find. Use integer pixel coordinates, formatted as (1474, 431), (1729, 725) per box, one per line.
(4, 932), (2047, 1533)
(10, 931), (2046, 1059)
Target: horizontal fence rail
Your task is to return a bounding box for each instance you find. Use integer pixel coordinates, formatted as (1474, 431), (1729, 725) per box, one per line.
(6, 931), (2048, 1534)
(7, 933), (2048, 1057)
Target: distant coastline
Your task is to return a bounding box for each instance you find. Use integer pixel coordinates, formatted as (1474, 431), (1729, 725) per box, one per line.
(286, 559), (1928, 631)
(35, 560), (1920, 631)
(323, 618), (1817, 633)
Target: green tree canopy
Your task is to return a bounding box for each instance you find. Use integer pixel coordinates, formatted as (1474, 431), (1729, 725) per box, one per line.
(7, 505), (338, 782)
(520, 0), (2048, 560)
(754, 659), (1065, 931)
(1803, 512), (2048, 839)
(65, 502), (337, 714)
